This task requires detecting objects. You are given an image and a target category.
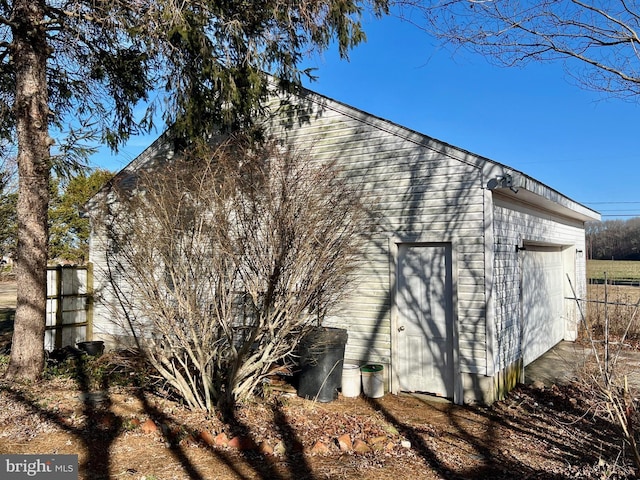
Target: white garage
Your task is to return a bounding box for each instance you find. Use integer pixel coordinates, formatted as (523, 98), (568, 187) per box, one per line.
(88, 84), (601, 404)
(489, 184), (596, 403)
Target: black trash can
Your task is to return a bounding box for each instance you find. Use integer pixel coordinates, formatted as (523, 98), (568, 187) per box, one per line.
(297, 327), (348, 402)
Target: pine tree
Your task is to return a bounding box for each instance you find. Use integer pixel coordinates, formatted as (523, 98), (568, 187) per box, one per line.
(0, 0), (389, 381)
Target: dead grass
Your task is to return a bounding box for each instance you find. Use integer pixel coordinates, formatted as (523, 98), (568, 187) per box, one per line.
(586, 283), (640, 340)
(587, 260), (640, 283)
(0, 351), (638, 480)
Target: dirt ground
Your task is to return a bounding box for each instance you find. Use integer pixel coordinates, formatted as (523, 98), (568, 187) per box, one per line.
(0, 281), (639, 479)
(1, 361), (635, 480)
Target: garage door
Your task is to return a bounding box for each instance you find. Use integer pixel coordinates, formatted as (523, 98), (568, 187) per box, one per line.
(522, 246), (565, 365)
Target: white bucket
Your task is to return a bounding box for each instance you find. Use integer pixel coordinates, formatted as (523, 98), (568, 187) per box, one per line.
(360, 364), (384, 398)
(341, 364), (361, 397)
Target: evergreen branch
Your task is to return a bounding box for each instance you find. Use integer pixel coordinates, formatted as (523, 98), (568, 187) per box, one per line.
(0, 15), (17, 28)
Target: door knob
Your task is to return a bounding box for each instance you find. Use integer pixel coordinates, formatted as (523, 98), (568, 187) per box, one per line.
(398, 326), (405, 332)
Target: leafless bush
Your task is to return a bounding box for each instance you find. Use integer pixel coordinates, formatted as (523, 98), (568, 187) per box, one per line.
(570, 278), (640, 475)
(99, 136), (373, 414)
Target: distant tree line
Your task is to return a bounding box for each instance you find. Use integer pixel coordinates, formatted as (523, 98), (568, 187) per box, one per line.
(587, 218), (640, 261)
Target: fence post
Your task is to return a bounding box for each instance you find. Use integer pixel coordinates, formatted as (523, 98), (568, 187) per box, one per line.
(54, 265), (63, 349)
(86, 262), (94, 341)
(604, 272), (609, 385)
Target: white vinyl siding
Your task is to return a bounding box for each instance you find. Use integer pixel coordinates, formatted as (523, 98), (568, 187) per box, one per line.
(266, 94), (489, 376)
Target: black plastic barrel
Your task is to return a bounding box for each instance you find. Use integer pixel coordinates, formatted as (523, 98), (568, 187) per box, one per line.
(297, 327), (348, 402)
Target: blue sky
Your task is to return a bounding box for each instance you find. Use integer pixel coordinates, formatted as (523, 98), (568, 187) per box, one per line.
(93, 12), (640, 220)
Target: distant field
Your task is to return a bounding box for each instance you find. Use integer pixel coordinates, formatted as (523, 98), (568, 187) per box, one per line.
(587, 259), (640, 282)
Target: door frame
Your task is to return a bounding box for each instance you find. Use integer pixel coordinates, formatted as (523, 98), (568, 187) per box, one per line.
(390, 239), (462, 404)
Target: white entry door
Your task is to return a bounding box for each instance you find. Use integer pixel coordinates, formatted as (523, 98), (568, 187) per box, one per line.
(396, 244), (454, 397)
(522, 246), (565, 365)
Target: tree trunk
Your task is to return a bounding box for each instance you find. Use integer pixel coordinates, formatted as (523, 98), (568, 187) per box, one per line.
(4, 0), (51, 381)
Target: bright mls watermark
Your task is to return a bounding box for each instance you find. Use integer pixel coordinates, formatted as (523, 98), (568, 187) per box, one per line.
(1, 455), (78, 479)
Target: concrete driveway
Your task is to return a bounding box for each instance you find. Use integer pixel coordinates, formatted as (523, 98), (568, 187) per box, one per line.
(525, 340), (640, 391)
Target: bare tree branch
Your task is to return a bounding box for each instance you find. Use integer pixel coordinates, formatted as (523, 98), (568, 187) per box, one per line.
(400, 0), (640, 98)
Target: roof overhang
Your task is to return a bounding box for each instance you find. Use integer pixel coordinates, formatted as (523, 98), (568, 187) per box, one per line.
(487, 172), (601, 223)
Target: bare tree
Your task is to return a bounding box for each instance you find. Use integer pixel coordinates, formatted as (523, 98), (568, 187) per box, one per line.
(97, 136), (373, 414)
(587, 217), (640, 260)
(569, 276), (640, 475)
(401, 0), (640, 99)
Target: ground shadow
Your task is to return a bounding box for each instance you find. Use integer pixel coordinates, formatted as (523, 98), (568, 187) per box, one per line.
(0, 354), (635, 479)
(0, 349), (322, 480)
(1, 350), (121, 479)
(363, 385), (627, 480)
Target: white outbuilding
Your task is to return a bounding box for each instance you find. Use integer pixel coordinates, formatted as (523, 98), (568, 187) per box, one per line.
(88, 86), (600, 404)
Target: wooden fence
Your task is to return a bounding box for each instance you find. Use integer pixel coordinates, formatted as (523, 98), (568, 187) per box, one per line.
(45, 264), (94, 351)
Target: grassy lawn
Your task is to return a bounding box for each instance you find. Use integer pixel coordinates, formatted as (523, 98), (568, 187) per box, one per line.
(587, 259), (640, 282)
(586, 260), (640, 339)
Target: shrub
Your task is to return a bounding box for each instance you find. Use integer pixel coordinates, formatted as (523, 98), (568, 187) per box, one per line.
(98, 136), (373, 414)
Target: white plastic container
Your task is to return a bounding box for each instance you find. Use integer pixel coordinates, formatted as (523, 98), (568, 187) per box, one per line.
(341, 363), (361, 397)
(360, 364), (384, 398)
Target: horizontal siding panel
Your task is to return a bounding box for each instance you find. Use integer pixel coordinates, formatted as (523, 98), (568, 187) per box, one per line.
(280, 123), (418, 148)
(346, 164), (479, 182)
(458, 309), (487, 320)
(338, 296), (389, 309)
(457, 241), (487, 251)
(348, 273), (388, 286)
(337, 306), (390, 320)
(378, 213), (485, 228)
(459, 296), (487, 308)
(458, 322), (487, 335)
(342, 322), (390, 333)
(371, 185), (483, 200)
(384, 223), (486, 236)
(334, 297), (389, 310)
(344, 158), (478, 176)
(373, 197), (484, 213)
(458, 286), (482, 298)
(459, 339), (488, 353)
(306, 140), (460, 160)
(455, 260), (485, 271)
(345, 345), (390, 364)
(347, 331), (391, 345)
(457, 290), (486, 304)
(372, 199), (484, 215)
